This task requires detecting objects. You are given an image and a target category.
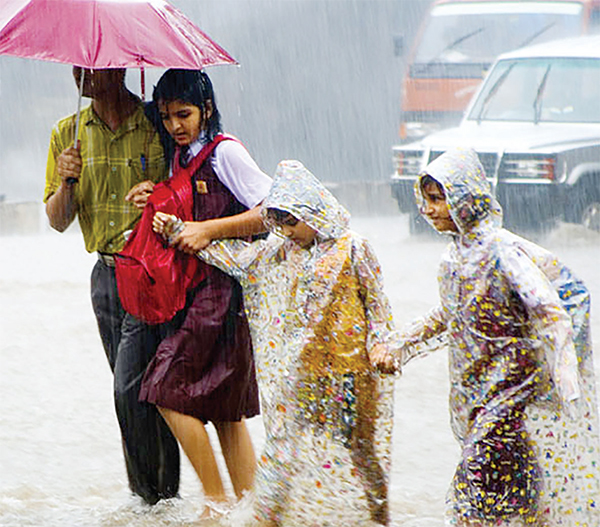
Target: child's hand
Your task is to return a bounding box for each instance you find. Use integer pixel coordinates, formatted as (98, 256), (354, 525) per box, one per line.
(153, 211), (186, 247)
(153, 211), (175, 235)
(369, 343), (399, 375)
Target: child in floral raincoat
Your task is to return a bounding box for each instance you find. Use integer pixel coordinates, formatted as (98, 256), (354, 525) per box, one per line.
(154, 160), (396, 526)
(373, 147), (600, 526)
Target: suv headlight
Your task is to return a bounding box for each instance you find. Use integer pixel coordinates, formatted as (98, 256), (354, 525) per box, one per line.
(503, 155), (557, 181)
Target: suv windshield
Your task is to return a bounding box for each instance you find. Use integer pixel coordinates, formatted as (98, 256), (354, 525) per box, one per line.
(412, 2), (583, 78)
(468, 57), (600, 123)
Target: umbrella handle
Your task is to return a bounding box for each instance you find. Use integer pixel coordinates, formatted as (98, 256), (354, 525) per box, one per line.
(67, 68), (85, 185)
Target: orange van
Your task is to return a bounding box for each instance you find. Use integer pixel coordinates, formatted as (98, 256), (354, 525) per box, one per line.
(398, 0), (600, 142)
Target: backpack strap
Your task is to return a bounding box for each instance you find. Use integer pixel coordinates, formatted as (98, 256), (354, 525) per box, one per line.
(166, 134), (239, 220)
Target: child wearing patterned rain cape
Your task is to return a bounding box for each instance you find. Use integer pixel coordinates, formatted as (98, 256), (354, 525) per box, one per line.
(372, 147), (600, 526)
(154, 160), (396, 526)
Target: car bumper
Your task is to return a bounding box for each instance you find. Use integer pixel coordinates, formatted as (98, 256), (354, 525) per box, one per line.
(496, 182), (563, 227)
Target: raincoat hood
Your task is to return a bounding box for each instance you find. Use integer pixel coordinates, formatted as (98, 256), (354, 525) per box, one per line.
(415, 147), (503, 235)
(261, 160), (350, 240)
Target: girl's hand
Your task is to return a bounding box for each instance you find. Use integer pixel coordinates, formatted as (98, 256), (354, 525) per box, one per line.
(174, 222), (212, 254)
(126, 180), (155, 209)
(369, 343), (399, 374)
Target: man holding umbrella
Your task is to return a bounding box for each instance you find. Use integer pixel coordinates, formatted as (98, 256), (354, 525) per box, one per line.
(1, 0), (239, 505)
(44, 66), (180, 505)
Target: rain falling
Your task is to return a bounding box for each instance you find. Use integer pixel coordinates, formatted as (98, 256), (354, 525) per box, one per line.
(1, 1), (599, 526)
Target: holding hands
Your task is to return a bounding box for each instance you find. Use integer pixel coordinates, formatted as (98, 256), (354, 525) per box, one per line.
(153, 211), (211, 253)
(171, 222), (214, 253)
(153, 211), (177, 236)
(153, 211), (184, 245)
(369, 343), (401, 375)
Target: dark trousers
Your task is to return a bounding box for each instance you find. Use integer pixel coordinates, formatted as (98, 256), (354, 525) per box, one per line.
(90, 259), (180, 504)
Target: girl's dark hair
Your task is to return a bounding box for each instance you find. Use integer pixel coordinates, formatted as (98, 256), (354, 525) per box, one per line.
(420, 174), (444, 195)
(266, 208), (298, 226)
(144, 69), (222, 160)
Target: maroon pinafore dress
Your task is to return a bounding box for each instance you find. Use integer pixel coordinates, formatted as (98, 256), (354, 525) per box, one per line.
(139, 141), (260, 422)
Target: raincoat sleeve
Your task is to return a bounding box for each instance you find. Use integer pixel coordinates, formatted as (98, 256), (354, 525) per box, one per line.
(394, 304), (449, 367)
(498, 244), (580, 403)
(162, 215), (261, 285)
(198, 238), (262, 285)
(353, 237), (398, 356)
(352, 237), (449, 370)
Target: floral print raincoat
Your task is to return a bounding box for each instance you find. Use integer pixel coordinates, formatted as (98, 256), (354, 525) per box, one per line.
(398, 148), (600, 526)
(196, 160), (396, 526)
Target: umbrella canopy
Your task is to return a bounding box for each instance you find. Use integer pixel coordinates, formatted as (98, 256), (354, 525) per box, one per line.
(0, 0), (237, 69)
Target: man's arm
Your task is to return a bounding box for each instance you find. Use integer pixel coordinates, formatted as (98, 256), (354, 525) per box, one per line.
(45, 144), (81, 232)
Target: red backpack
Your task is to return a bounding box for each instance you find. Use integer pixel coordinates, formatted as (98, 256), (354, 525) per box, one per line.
(115, 135), (232, 324)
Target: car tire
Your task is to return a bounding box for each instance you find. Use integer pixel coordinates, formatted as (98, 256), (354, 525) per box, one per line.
(581, 198), (600, 232)
(571, 182), (600, 232)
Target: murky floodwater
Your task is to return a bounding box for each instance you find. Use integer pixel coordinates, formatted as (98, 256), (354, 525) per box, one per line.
(1, 215), (598, 526)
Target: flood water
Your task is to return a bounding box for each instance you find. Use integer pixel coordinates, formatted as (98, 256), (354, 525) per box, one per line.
(1, 215), (598, 527)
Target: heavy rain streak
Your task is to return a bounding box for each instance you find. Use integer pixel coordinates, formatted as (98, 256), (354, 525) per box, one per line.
(1, 1), (599, 526)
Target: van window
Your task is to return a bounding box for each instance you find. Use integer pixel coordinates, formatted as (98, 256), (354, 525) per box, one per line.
(412, 2), (583, 78)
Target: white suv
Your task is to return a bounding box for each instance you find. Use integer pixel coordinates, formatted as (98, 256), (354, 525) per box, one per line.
(391, 34), (600, 234)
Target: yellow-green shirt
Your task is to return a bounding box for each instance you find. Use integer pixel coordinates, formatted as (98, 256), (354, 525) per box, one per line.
(44, 103), (167, 254)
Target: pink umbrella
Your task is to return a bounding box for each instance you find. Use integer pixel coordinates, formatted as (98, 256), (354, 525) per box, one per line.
(0, 0), (238, 138)
(0, 0), (237, 70)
